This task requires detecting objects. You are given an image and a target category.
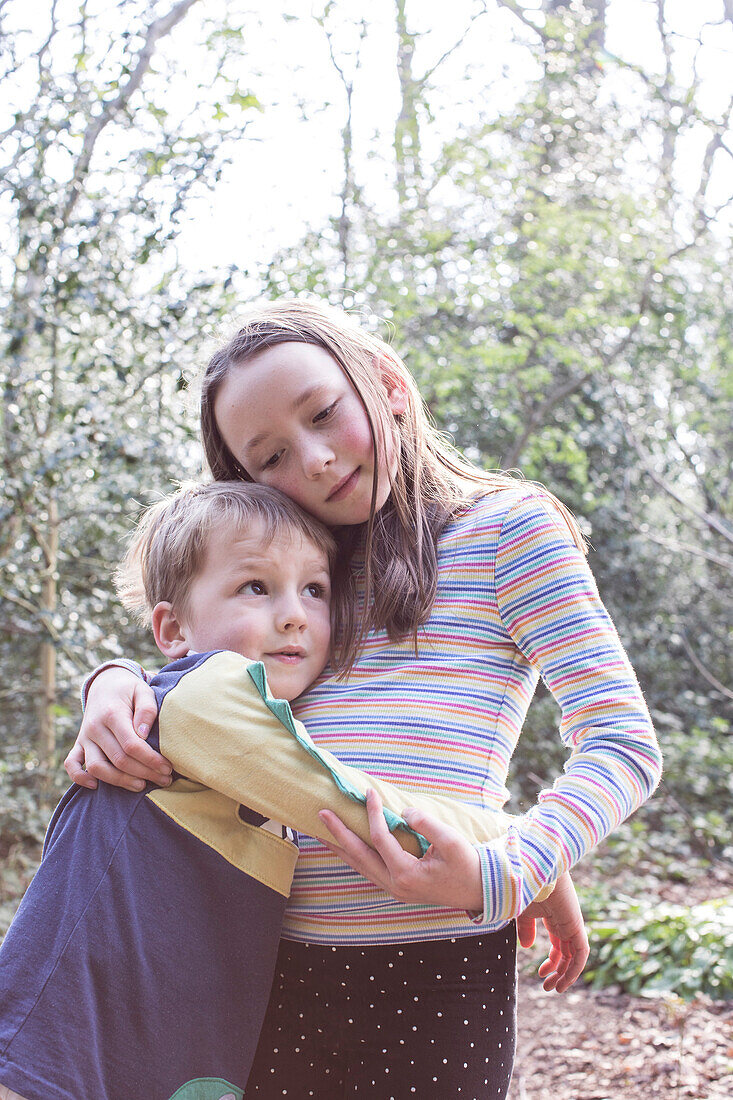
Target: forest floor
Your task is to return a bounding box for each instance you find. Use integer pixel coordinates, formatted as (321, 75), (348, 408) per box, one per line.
(509, 972), (732, 1099)
(510, 865), (733, 1100)
(2, 840), (731, 1098)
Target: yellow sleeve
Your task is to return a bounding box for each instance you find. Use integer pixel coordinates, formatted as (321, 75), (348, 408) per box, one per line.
(157, 651), (515, 859)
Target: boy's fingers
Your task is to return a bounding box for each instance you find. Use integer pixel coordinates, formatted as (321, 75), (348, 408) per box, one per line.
(516, 913), (537, 949)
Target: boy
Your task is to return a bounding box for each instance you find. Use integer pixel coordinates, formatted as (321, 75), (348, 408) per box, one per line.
(0, 482), (578, 1100)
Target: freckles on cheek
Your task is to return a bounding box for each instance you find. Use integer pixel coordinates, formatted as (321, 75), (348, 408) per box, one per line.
(341, 415), (374, 458)
(270, 471), (309, 507)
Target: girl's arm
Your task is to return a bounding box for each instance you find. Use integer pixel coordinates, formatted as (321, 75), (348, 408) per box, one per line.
(65, 665), (171, 791)
(473, 494), (662, 925)
(320, 495), (662, 926)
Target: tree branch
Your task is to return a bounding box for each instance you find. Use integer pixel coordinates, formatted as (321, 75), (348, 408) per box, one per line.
(491, 0), (548, 42)
(503, 368), (593, 468)
(61, 0), (201, 224)
(619, 411), (733, 546)
(679, 629), (733, 702)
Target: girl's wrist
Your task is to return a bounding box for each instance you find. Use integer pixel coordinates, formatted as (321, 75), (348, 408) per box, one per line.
(81, 659), (148, 711)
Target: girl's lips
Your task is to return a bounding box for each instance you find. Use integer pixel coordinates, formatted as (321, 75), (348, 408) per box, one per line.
(327, 468), (360, 502)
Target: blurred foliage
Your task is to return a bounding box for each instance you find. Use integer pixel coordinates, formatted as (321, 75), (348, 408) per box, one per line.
(581, 890), (733, 1001)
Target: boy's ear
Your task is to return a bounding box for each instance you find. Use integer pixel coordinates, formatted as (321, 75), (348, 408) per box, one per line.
(152, 602), (191, 660)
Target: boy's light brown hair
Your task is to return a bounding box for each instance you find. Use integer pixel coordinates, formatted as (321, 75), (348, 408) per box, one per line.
(116, 481), (337, 627)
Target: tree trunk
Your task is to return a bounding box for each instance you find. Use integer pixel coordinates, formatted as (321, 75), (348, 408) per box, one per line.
(39, 493), (59, 768)
(394, 0), (422, 210)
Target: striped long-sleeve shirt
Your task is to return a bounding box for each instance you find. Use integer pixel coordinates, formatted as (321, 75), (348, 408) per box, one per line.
(286, 488), (662, 944)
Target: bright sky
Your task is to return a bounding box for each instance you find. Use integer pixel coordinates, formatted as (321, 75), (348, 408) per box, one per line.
(171, 0), (733, 274)
(5, 0), (732, 276)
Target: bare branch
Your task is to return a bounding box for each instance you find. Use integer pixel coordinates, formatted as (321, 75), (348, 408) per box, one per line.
(627, 526), (733, 572)
(421, 6), (492, 84)
(619, 411), (733, 546)
(36, 0), (58, 88)
(503, 368), (593, 468)
(61, 0), (201, 224)
(679, 629), (733, 702)
(491, 0), (548, 42)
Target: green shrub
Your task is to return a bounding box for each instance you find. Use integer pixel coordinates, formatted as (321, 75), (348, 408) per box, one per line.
(582, 891), (733, 1001)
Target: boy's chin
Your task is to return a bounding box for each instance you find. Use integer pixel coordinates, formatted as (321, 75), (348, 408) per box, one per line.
(262, 667), (313, 702)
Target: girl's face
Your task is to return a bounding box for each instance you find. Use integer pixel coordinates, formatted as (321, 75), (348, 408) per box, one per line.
(214, 342), (405, 526)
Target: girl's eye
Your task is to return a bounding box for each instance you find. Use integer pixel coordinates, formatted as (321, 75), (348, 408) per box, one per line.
(313, 401), (336, 424)
(262, 450), (283, 470)
(240, 580), (267, 595)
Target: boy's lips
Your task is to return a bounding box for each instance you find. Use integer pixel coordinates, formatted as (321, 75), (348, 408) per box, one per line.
(267, 646), (306, 664)
(327, 468), (360, 502)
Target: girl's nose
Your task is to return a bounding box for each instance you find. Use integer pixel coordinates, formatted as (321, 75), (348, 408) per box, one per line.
(302, 442), (334, 479)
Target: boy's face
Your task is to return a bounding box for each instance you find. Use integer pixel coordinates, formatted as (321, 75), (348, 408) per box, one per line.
(174, 520), (332, 700)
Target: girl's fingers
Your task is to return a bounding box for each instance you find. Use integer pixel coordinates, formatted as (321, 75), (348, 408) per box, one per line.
(131, 683), (160, 746)
(88, 725), (169, 785)
(100, 711), (170, 774)
(82, 742), (146, 792)
(516, 912), (537, 949)
(318, 811), (392, 887)
(64, 742), (98, 789)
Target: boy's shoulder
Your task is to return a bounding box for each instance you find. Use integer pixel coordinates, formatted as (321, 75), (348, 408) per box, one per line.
(150, 650), (256, 699)
(150, 651), (289, 733)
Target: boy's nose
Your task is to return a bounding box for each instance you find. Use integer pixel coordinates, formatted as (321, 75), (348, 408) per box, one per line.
(276, 596), (308, 631)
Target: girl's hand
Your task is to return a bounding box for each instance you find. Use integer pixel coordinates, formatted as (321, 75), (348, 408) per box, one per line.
(64, 667), (172, 792)
(318, 788), (484, 911)
(516, 870), (589, 993)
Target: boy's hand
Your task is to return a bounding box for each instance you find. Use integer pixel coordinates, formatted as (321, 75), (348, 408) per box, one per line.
(65, 667), (171, 792)
(516, 870), (589, 993)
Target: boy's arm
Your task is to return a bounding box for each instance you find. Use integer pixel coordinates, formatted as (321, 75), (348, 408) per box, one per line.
(154, 651), (515, 859)
(516, 870), (589, 993)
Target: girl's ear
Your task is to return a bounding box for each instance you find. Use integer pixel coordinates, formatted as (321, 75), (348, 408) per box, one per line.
(375, 355), (408, 416)
(387, 382), (408, 416)
(152, 601), (191, 660)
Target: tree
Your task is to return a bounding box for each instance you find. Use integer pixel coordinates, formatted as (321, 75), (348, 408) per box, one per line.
(260, 0), (732, 765)
(0, 0), (260, 764)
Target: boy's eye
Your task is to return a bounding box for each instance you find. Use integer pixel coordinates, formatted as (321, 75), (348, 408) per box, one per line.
(304, 582), (327, 599)
(240, 580), (267, 595)
(313, 401), (336, 424)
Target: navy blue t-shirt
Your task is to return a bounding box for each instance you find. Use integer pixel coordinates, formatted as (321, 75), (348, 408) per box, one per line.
(0, 654), (289, 1100)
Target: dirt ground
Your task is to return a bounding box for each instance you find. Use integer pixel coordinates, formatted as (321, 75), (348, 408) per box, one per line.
(509, 972), (732, 1100)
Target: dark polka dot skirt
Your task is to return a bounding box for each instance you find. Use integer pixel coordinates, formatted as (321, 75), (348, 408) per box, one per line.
(244, 924), (517, 1099)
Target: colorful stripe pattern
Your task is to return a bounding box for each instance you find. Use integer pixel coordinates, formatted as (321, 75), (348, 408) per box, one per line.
(286, 489), (662, 944)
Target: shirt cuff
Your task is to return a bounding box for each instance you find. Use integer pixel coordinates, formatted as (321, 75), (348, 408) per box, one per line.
(80, 659), (149, 711)
(469, 844), (505, 926)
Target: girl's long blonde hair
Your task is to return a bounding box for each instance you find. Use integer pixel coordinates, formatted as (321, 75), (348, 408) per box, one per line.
(200, 299), (586, 673)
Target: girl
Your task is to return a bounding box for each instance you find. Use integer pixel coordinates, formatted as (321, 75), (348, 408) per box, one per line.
(67, 300), (662, 1098)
